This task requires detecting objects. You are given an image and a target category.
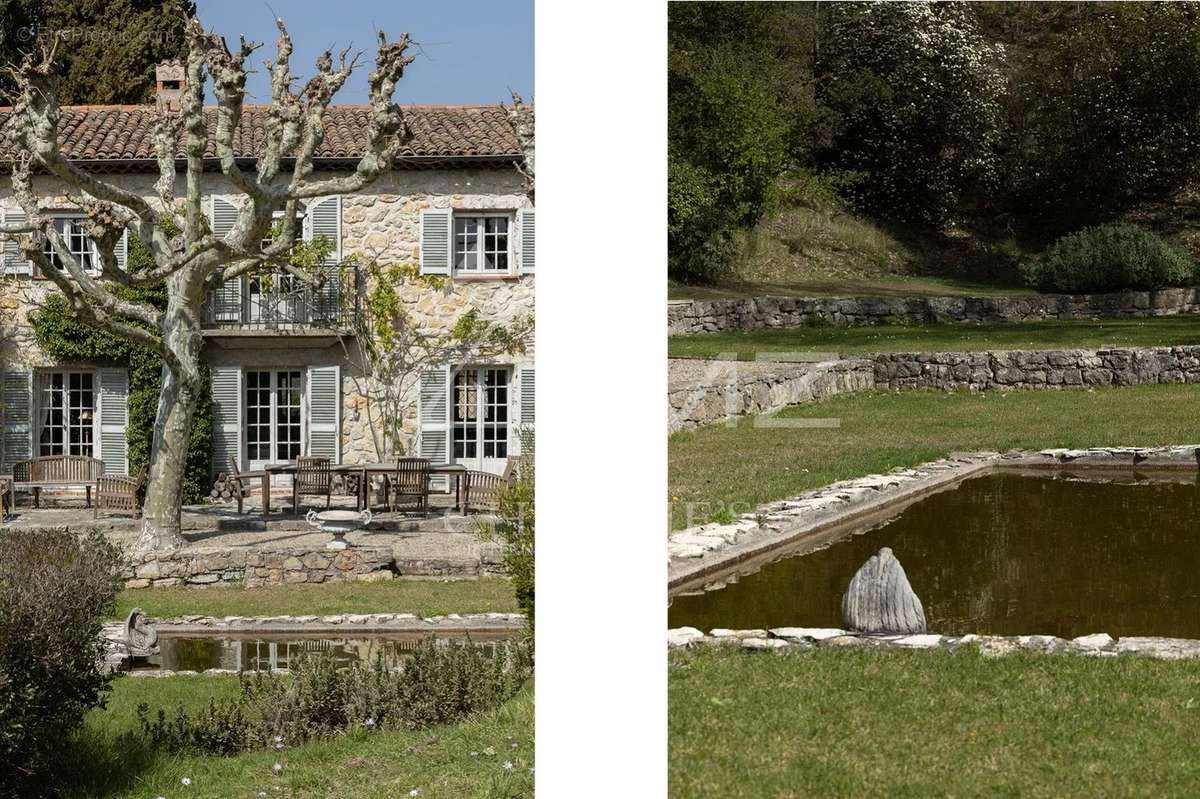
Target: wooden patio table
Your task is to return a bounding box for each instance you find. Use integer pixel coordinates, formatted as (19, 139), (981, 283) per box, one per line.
(237, 462), (467, 517)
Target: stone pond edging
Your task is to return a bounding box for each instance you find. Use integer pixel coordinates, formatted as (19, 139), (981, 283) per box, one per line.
(666, 626), (1200, 661)
(667, 288), (1200, 336)
(667, 446), (1200, 592)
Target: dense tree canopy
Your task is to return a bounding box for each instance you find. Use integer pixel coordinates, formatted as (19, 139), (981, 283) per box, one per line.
(0, 0), (193, 103)
(668, 1), (1200, 284)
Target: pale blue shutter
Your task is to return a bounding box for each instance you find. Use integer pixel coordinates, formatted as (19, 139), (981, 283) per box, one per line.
(516, 208), (534, 274)
(307, 196), (342, 325)
(514, 367), (534, 455)
(3, 209), (32, 276)
(1, 369), (32, 473)
(97, 368), (128, 474)
(419, 208), (452, 275)
(419, 366), (450, 488)
(210, 197), (241, 322)
(210, 366), (243, 475)
(307, 365), (340, 462)
(114, 230), (128, 271)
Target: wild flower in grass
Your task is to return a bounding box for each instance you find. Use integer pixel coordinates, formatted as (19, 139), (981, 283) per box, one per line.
(181, 776), (192, 786)
(409, 790), (421, 797)
(364, 717), (376, 730)
(503, 761), (514, 771)
(483, 747), (496, 756)
(469, 751), (479, 757)
(272, 762), (283, 775)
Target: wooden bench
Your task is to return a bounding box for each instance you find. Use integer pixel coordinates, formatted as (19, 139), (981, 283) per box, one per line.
(12, 455), (106, 508)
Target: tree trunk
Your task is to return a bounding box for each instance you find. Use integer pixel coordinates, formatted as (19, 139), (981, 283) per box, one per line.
(133, 283), (205, 553)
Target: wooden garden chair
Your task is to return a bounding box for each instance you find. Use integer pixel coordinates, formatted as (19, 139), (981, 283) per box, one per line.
(386, 457), (430, 514)
(94, 469), (145, 518)
(293, 456), (332, 513)
(463, 469), (504, 514)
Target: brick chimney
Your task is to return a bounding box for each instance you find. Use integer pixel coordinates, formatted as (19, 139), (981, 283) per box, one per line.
(155, 60), (185, 112)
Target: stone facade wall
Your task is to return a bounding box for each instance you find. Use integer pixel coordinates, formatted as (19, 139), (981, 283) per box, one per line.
(0, 168), (534, 466)
(874, 346), (1200, 391)
(668, 358), (874, 432)
(667, 288), (1200, 335)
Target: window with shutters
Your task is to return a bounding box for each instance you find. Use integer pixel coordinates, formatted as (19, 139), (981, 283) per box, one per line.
(42, 217), (97, 272)
(452, 367), (509, 462)
(453, 213), (512, 274)
(37, 371), (95, 457)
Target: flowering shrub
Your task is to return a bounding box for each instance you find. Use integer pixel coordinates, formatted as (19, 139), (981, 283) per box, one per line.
(817, 2), (1006, 225)
(139, 639), (531, 755)
(0, 528), (123, 796)
(1023, 224), (1197, 293)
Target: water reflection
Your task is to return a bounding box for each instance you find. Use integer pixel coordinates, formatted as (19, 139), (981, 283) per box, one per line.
(668, 471), (1200, 639)
(147, 633), (511, 673)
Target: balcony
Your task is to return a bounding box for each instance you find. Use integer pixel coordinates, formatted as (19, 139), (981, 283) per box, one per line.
(201, 263), (360, 334)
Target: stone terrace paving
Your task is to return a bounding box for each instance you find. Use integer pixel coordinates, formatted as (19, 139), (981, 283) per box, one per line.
(4, 489), (503, 587)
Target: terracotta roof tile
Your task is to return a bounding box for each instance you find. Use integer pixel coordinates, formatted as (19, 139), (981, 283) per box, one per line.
(0, 104), (520, 166)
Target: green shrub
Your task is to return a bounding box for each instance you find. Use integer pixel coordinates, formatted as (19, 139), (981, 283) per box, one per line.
(1023, 224), (1197, 293)
(0, 529), (123, 796)
(477, 432), (534, 638)
(139, 639), (531, 756)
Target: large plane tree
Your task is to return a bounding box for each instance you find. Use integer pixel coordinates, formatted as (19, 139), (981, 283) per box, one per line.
(0, 15), (416, 551)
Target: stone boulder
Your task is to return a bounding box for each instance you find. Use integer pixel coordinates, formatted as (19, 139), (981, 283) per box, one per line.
(841, 547), (927, 634)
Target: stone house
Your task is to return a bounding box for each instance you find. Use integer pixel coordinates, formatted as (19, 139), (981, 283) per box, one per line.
(0, 91), (534, 483)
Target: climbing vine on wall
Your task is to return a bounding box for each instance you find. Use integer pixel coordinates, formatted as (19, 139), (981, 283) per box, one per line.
(30, 232), (213, 503)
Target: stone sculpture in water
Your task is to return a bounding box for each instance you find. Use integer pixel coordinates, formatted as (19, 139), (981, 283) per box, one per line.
(842, 547), (927, 634)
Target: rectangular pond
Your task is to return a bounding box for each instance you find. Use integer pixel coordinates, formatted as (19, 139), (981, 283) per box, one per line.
(668, 470), (1200, 639)
(142, 631), (513, 673)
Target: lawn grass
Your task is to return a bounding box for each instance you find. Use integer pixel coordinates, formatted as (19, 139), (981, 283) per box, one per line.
(668, 316), (1200, 360)
(64, 675), (533, 798)
(668, 385), (1200, 529)
(111, 578), (519, 621)
(669, 646), (1200, 798)
(668, 274), (1034, 301)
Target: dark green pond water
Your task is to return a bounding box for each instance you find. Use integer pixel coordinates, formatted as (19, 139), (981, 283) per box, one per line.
(668, 471), (1200, 639)
(147, 632), (511, 673)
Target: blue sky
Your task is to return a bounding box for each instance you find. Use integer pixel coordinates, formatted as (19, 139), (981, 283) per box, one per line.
(194, 0), (533, 105)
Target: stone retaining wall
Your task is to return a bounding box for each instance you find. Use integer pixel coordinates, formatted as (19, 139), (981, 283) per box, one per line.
(121, 544), (504, 589)
(667, 626), (1200, 660)
(668, 358), (874, 432)
(874, 346), (1200, 391)
(667, 288), (1200, 335)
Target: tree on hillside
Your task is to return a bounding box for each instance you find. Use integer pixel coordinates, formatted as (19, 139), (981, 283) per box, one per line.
(0, 0), (194, 103)
(0, 16), (417, 551)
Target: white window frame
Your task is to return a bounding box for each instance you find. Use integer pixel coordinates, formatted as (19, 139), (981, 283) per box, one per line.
(451, 365), (511, 467)
(36, 369), (98, 458)
(41, 215), (100, 275)
(452, 211), (515, 276)
(243, 368), (306, 467)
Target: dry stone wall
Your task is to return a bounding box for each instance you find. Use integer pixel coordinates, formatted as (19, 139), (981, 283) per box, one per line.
(874, 346), (1200, 391)
(668, 358), (874, 432)
(668, 288), (1200, 335)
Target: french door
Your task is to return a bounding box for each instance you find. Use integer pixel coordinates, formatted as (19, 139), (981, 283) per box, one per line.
(244, 369), (304, 472)
(451, 367), (510, 474)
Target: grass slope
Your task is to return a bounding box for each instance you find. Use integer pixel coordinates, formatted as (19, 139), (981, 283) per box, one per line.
(668, 316), (1200, 360)
(670, 646), (1200, 798)
(669, 385), (1200, 529)
(111, 579), (519, 621)
(65, 676), (533, 798)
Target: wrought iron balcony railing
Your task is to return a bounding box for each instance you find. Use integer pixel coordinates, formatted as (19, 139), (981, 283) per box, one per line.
(201, 263), (360, 331)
